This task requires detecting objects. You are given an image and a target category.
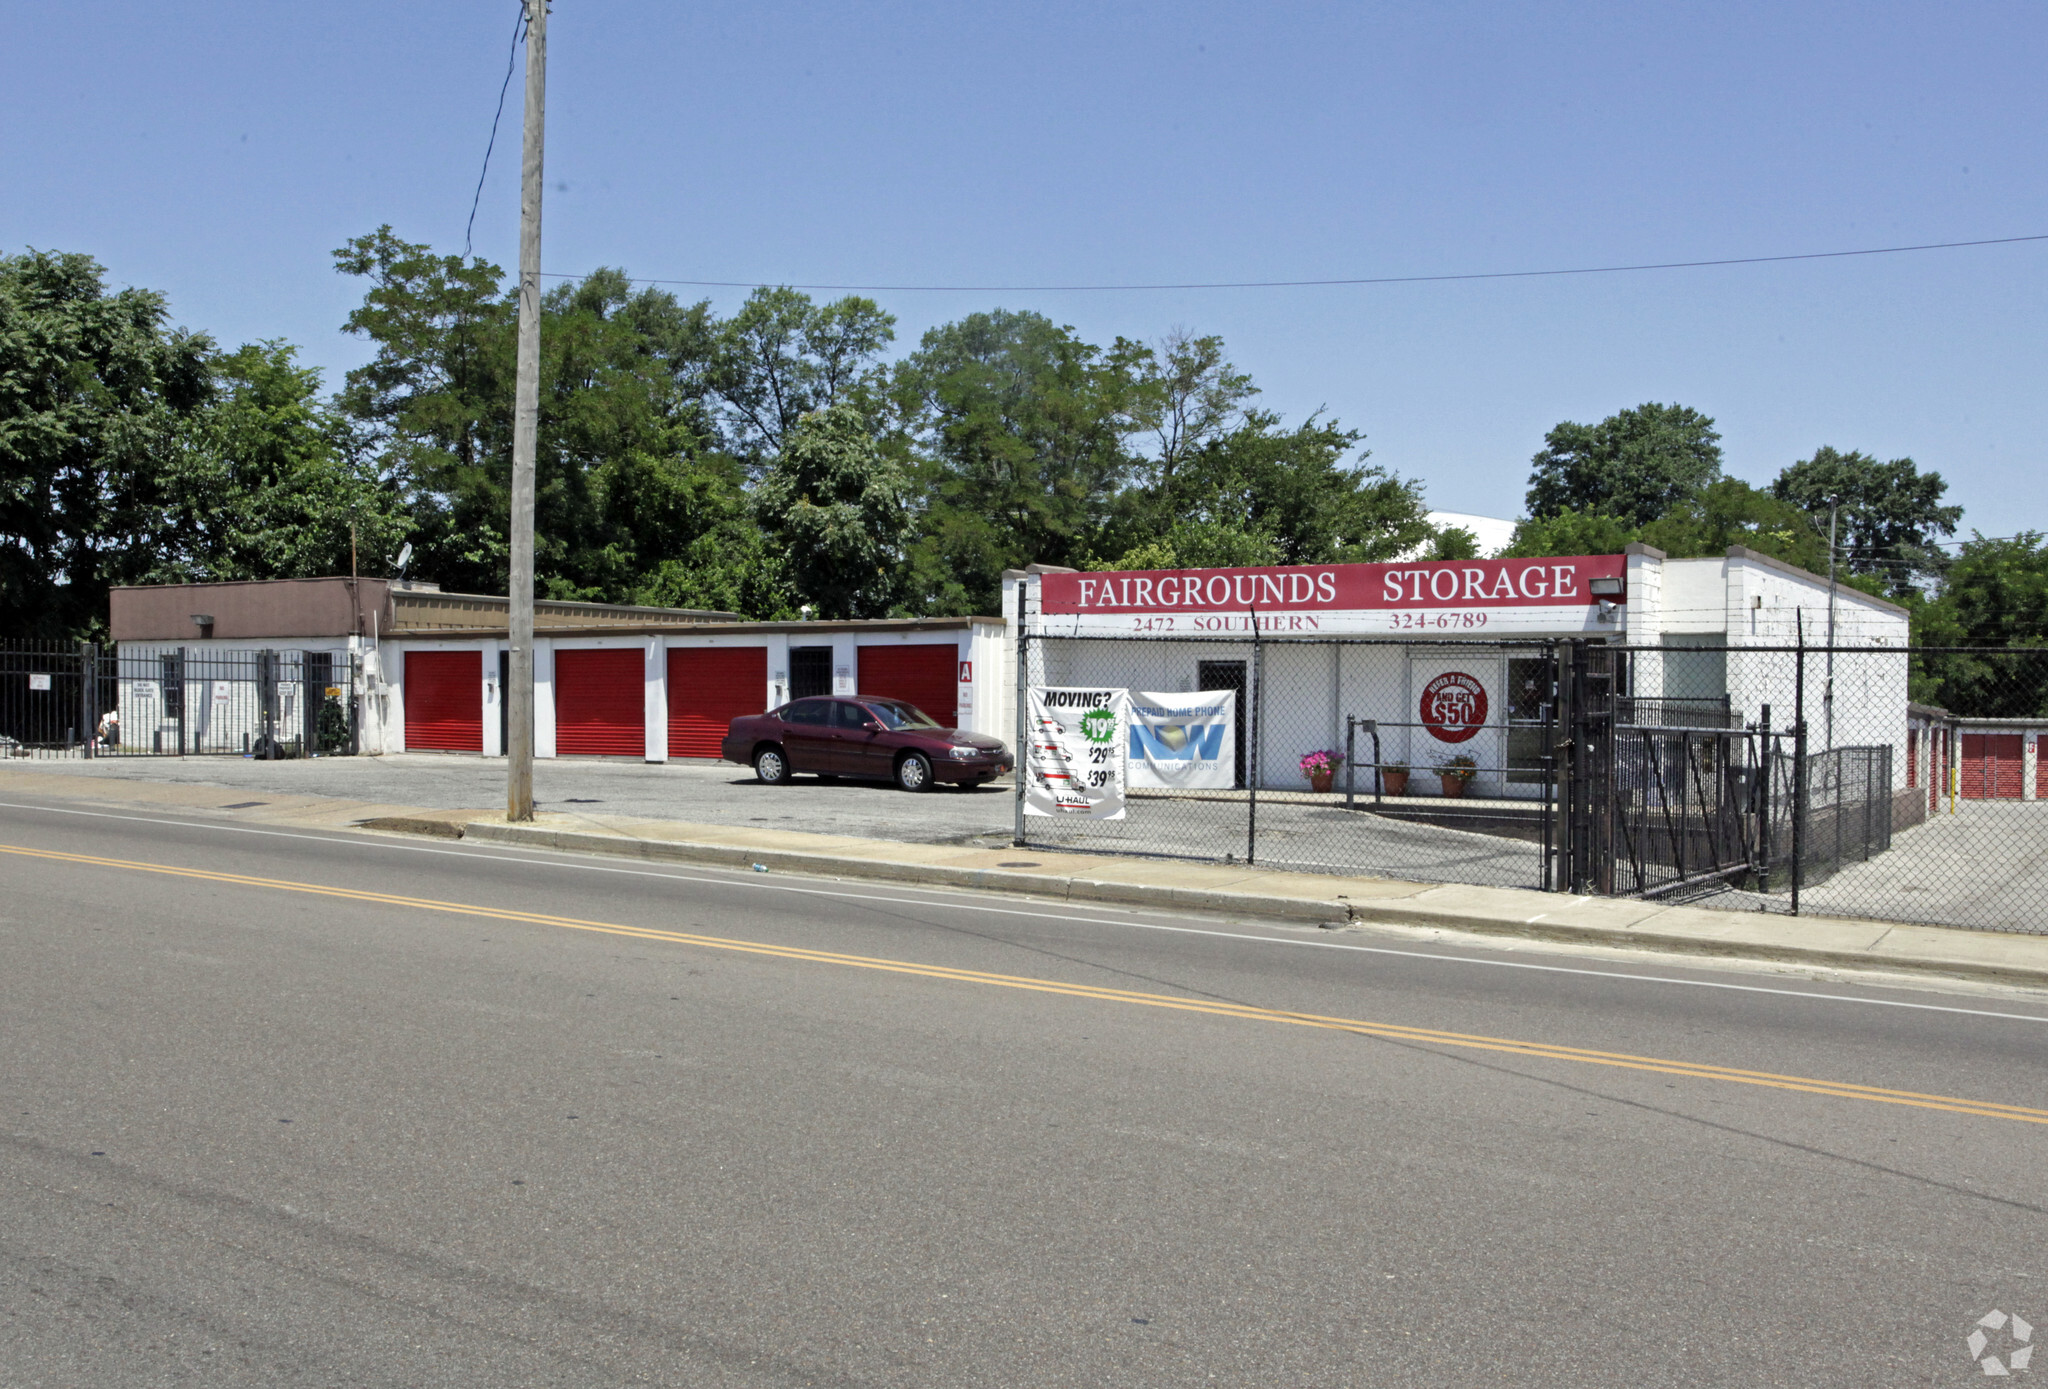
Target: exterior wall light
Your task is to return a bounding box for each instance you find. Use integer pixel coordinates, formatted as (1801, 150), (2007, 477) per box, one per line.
(1588, 577), (1625, 598)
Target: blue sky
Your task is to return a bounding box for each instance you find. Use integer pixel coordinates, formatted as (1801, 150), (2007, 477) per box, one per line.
(7, 1), (2044, 537)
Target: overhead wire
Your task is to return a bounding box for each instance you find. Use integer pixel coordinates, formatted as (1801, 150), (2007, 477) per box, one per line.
(535, 231), (2048, 295)
(464, 4), (528, 263)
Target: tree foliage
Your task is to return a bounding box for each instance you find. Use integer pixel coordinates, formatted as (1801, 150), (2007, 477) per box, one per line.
(1525, 402), (1723, 527)
(1911, 532), (2048, 715)
(1773, 446), (1960, 598)
(754, 402), (911, 618)
(0, 250), (212, 637)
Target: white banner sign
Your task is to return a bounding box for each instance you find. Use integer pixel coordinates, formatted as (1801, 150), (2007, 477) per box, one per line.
(1023, 687), (1126, 819)
(1128, 690), (1236, 790)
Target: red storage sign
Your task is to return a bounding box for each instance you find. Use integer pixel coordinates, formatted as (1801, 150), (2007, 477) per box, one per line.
(1036, 556), (1625, 636)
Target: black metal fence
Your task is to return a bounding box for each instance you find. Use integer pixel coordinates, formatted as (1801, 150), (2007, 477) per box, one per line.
(0, 641), (358, 760)
(1014, 624), (2048, 935)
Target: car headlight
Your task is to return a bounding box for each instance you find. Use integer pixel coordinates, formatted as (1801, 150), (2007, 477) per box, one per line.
(948, 745), (982, 760)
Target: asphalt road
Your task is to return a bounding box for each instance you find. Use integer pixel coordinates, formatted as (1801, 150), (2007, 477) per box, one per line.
(3, 795), (2046, 1386)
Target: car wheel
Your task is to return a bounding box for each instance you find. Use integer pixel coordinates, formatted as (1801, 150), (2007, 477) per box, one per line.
(895, 751), (934, 792)
(753, 745), (790, 785)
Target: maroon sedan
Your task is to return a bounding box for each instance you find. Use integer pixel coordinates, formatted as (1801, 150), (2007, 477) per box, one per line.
(721, 696), (1013, 792)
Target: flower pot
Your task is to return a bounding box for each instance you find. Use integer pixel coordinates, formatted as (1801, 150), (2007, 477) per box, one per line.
(1438, 774), (1470, 798)
(1309, 770), (1335, 794)
(1381, 770), (1410, 796)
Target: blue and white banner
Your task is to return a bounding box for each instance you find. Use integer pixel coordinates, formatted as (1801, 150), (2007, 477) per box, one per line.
(1128, 690), (1236, 790)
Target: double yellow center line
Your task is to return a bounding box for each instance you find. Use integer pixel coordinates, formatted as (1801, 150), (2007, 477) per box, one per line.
(9, 840), (2047, 1126)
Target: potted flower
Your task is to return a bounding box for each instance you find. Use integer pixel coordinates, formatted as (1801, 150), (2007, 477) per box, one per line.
(1379, 760), (1410, 796)
(1436, 753), (1478, 798)
(1299, 749), (1342, 794)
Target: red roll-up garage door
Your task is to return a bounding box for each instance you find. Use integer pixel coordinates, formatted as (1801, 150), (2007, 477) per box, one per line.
(404, 650), (483, 752)
(555, 648), (645, 756)
(668, 646), (766, 758)
(1960, 733), (2023, 800)
(858, 643), (958, 729)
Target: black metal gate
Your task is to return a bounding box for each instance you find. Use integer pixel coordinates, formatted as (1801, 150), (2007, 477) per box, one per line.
(0, 641), (359, 759)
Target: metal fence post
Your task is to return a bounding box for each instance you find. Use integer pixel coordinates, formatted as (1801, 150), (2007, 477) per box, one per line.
(1246, 607), (1261, 866)
(1345, 716), (1355, 810)
(176, 645), (188, 756)
(78, 641), (96, 757)
(1792, 628), (1805, 914)
(1012, 611), (1028, 849)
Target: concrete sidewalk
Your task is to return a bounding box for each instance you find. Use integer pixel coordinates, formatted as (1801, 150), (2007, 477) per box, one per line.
(5, 764), (2047, 991)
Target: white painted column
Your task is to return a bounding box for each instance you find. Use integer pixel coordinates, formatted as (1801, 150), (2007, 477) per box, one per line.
(2025, 732), (2039, 802)
(533, 639), (557, 758)
(644, 636), (667, 763)
(482, 644), (503, 757)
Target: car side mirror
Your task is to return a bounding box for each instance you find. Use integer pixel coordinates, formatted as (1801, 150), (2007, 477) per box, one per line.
(864, 719), (884, 731)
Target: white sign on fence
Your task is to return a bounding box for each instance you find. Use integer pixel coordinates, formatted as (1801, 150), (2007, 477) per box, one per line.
(1128, 690), (1236, 790)
(26, 673), (51, 691)
(1023, 686), (1126, 819)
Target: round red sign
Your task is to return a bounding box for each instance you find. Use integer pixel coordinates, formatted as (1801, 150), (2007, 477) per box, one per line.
(1420, 672), (1488, 743)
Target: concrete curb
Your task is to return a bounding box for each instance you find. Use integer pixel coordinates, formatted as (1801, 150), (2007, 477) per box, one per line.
(459, 822), (1352, 924)
(459, 821), (2048, 991)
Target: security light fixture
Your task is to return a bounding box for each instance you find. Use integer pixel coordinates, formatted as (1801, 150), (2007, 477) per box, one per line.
(1588, 576), (1625, 598)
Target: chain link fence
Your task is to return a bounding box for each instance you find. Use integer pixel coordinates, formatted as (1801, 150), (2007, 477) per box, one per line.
(1014, 627), (2048, 935)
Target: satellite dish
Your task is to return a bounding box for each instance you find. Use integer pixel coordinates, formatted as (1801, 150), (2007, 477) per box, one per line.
(394, 542), (413, 576)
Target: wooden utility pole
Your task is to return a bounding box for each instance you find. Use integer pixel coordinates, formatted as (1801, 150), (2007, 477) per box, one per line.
(507, 0), (546, 821)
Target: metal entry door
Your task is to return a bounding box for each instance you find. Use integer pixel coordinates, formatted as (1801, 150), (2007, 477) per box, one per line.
(790, 646), (832, 700)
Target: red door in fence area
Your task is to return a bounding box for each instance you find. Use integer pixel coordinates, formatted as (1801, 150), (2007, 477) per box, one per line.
(858, 644), (958, 730)
(667, 646), (767, 759)
(555, 648), (645, 756)
(1960, 733), (2023, 800)
(403, 650), (483, 752)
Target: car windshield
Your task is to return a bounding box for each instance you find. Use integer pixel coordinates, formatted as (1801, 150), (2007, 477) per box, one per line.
(865, 700), (942, 730)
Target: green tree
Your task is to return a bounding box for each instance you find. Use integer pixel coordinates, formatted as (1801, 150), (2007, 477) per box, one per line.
(1911, 532), (2048, 715)
(1422, 524), (1482, 561)
(1525, 402), (1723, 526)
(1772, 446), (1961, 598)
(755, 403), (912, 618)
(708, 286), (896, 469)
(1499, 508), (1640, 559)
(332, 229), (747, 606)
(895, 310), (1139, 612)
(152, 341), (410, 583)
(1161, 411), (1432, 565)
(0, 249), (212, 638)
(1636, 478), (1831, 572)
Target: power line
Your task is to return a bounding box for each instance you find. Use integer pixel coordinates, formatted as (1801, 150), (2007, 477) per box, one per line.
(464, 5), (527, 263)
(537, 231), (2048, 295)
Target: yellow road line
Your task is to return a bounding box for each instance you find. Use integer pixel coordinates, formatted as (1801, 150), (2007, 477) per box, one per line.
(9, 840), (2048, 1126)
